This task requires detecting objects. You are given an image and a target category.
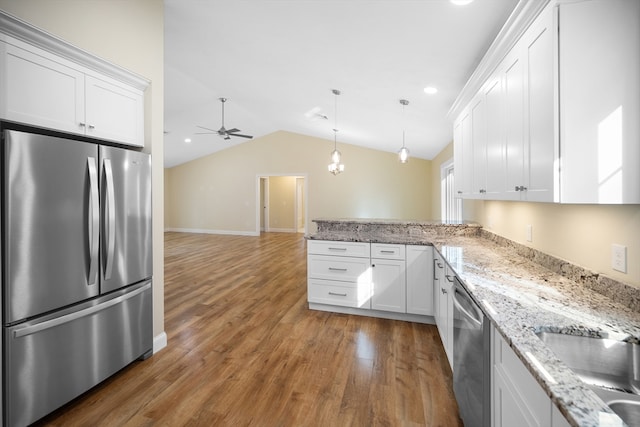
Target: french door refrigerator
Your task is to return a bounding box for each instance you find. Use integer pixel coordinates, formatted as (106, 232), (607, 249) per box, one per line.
(1, 125), (153, 427)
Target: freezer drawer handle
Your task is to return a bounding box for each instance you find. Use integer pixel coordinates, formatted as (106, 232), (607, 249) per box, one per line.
(87, 157), (100, 287)
(12, 282), (151, 338)
(103, 158), (116, 280)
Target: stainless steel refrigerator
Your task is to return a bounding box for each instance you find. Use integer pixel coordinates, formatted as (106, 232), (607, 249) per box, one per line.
(1, 126), (153, 426)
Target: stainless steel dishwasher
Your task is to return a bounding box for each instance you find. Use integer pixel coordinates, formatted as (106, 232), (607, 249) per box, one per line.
(452, 276), (490, 427)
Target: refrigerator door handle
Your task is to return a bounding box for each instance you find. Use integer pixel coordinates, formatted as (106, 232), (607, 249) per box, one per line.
(103, 158), (116, 280)
(87, 157), (99, 286)
(12, 282), (151, 338)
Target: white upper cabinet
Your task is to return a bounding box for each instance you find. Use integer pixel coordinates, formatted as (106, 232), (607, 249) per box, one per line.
(0, 41), (84, 135)
(452, 0), (639, 204)
(558, 0), (640, 203)
(0, 12), (148, 147)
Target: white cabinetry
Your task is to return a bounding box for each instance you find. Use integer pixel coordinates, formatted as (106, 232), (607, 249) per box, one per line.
(406, 245), (434, 316)
(371, 244), (406, 313)
(307, 240), (372, 309)
(492, 324), (569, 427)
(434, 251), (454, 369)
(0, 33), (145, 147)
(307, 240), (435, 320)
(454, 0), (640, 204)
(558, 0), (640, 203)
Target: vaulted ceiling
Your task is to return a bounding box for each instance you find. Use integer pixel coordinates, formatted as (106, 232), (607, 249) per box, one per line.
(163, 0), (519, 168)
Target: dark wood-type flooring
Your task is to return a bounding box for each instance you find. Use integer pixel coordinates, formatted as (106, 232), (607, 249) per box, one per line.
(34, 232), (462, 426)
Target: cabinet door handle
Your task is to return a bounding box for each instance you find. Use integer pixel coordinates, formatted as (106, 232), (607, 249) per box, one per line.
(479, 189), (486, 194)
(328, 267), (347, 272)
(441, 288), (448, 294)
(328, 292), (347, 297)
(445, 275), (454, 282)
(88, 124), (95, 130)
(79, 122), (86, 128)
(437, 262), (443, 268)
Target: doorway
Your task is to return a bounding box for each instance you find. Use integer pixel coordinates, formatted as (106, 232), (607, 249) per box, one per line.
(256, 174), (308, 235)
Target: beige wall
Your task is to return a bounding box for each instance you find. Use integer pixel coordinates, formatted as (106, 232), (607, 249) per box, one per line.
(165, 130), (433, 234)
(430, 143), (640, 288)
(0, 1), (166, 339)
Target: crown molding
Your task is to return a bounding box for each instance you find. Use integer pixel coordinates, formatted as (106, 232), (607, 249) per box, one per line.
(448, 0), (552, 120)
(0, 10), (149, 90)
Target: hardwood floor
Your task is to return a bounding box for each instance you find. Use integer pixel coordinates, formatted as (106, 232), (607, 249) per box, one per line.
(34, 232), (462, 427)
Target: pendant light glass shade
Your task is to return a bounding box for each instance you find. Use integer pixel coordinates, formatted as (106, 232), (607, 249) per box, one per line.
(328, 89), (344, 175)
(398, 145), (410, 163)
(398, 99), (410, 163)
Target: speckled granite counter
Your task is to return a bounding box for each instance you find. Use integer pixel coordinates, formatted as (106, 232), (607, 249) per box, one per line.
(307, 219), (640, 427)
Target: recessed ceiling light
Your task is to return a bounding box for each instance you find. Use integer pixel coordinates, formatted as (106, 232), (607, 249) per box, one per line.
(424, 86), (438, 95)
(450, 0), (474, 5)
(184, 138), (192, 143)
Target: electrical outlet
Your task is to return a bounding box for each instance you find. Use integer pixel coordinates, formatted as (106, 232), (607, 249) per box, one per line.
(612, 244), (627, 273)
(526, 225), (533, 242)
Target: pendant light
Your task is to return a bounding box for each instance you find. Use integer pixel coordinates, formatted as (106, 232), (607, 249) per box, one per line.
(328, 89), (345, 175)
(398, 99), (410, 163)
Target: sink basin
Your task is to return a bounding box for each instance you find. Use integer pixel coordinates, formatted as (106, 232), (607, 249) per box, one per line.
(536, 331), (640, 394)
(536, 331), (640, 426)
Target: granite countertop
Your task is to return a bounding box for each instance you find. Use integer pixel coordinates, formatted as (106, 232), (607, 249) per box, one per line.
(307, 219), (640, 427)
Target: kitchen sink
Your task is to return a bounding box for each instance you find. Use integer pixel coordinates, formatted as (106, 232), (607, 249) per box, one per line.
(536, 331), (640, 426)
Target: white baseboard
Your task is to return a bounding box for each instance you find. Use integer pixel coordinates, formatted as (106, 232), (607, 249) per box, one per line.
(153, 331), (167, 354)
(265, 227), (298, 233)
(165, 227), (259, 237)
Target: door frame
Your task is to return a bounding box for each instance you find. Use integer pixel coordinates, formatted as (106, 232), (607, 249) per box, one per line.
(255, 173), (308, 235)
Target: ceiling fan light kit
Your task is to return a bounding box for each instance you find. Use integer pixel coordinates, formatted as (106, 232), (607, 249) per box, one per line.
(328, 89), (345, 175)
(196, 97), (253, 141)
(398, 99), (410, 164)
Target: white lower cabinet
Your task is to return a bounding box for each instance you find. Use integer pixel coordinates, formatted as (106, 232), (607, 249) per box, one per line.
(406, 245), (434, 316)
(307, 240), (434, 318)
(433, 251), (454, 369)
(491, 324), (569, 427)
(307, 240), (372, 309)
(371, 244), (406, 313)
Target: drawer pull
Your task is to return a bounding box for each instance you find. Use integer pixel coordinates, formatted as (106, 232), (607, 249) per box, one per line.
(328, 247), (347, 251)
(328, 291), (348, 297)
(380, 250), (395, 254)
(328, 267), (348, 272)
(445, 275), (454, 282)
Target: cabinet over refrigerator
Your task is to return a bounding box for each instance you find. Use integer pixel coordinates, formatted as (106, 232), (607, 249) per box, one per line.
(1, 124), (153, 426)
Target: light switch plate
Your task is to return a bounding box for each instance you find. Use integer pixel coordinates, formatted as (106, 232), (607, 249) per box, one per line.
(612, 244), (627, 273)
(526, 225), (533, 242)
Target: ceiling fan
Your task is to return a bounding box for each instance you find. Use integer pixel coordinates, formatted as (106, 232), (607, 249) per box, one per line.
(196, 97), (253, 140)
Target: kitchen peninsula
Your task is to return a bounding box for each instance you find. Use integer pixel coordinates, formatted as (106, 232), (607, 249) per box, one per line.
(306, 218), (640, 427)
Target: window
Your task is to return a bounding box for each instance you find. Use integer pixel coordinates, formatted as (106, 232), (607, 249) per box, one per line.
(441, 159), (462, 222)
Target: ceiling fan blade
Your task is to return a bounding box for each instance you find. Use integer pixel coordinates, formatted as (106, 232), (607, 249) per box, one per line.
(197, 125), (217, 132)
(229, 133), (253, 139)
(226, 128), (241, 134)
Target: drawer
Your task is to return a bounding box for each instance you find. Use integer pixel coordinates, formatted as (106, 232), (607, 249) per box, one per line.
(371, 243), (406, 260)
(307, 254), (372, 283)
(307, 240), (370, 258)
(307, 279), (371, 309)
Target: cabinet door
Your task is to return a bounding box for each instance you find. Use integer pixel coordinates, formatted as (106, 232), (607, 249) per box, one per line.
(471, 95), (487, 197)
(454, 110), (474, 198)
(559, 0), (640, 203)
(523, 6), (555, 202)
(406, 246), (433, 316)
(484, 75), (505, 198)
(503, 49), (525, 200)
(85, 75), (144, 146)
(453, 118), (464, 198)
(0, 41), (84, 135)
(371, 258), (406, 313)
(492, 325), (551, 427)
